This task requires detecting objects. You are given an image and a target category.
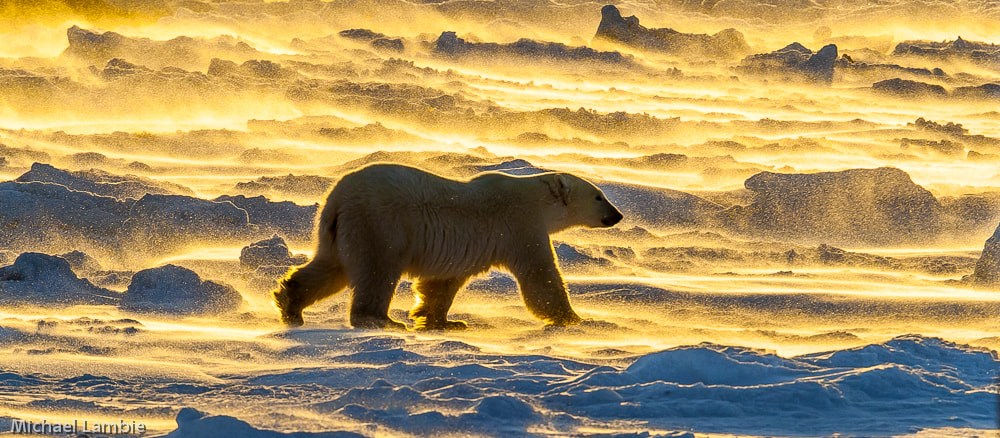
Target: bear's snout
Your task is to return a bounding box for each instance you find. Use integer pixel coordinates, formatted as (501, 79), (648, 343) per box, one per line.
(602, 209), (624, 227)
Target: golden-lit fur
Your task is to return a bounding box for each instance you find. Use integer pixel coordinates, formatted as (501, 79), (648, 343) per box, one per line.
(272, 163), (623, 329)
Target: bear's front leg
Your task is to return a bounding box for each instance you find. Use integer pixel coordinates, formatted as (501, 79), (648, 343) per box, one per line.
(411, 277), (469, 330)
(510, 241), (583, 326)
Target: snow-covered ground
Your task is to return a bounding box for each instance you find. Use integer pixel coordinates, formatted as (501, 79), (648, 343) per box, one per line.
(0, 270), (996, 437)
(3, 0), (1000, 436)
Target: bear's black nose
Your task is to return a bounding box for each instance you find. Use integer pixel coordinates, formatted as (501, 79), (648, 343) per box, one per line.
(602, 210), (624, 226)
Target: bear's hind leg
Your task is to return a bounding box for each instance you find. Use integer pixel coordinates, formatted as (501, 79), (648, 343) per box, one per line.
(411, 277), (468, 330)
(348, 262), (407, 330)
(273, 255), (347, 327)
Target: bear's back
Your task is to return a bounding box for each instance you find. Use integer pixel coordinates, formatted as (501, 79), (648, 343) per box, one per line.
(334, 163), (460, 203)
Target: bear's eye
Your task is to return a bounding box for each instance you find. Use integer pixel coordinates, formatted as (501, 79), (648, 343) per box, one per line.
(595, 195), (603, 202)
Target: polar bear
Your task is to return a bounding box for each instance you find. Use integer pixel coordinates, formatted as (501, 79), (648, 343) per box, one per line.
(272, 163), (623, 330)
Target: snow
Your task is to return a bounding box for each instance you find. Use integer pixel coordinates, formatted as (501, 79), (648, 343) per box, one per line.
(2, 326), (991, 437)
(471, 159), (548, 175)
(0, 180), (127, 250)
(129, 330), (992, 436)
(553, 242), (613, 269)
(163, 408), (365, 438)
(0, 252), (116, 305)
(3, 3), (1000, 437)
(465, 270), (518, 295)
(119, 264), (245, 314)
(57, 250), (103, 274)
(0, 249), (995, 436)
(0, 252), (248, 313)
(240, 235), (308, 270)
(15, 162), (194, 200)
(557, 336), (997, 435)
(0, 180), (301, 261)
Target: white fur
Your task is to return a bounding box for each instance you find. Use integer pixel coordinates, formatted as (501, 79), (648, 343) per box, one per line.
(273, 163), (623, 329)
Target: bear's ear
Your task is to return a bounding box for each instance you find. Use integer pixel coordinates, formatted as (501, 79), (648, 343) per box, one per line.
(545, 173), (571, 205)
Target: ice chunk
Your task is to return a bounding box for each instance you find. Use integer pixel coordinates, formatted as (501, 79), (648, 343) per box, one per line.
(0, 253), (116, 306)
(16, 162), (194, 200)
(239, 235), (308, 270)
(120, 265), (244, 314)
(164, 408), (364, 438)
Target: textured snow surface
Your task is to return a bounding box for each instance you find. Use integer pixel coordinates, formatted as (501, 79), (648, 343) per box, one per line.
(1, 326), (994, 437)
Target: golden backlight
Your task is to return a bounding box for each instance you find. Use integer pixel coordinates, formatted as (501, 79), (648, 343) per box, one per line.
(0, 1), (997, 436)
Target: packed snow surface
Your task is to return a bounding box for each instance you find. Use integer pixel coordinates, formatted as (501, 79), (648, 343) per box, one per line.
(0, 305), (995, 437)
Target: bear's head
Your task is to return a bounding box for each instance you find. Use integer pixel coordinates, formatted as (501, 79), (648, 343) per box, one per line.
(543, 172), (623, 232)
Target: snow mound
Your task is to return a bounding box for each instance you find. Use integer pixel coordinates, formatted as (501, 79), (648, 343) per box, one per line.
(558, 335), (997, 435)
(164, 408), (365, 438)
(331, 394), (544, 435)
(0, 180), (128, 251)
(232, 174), (334, 200)
(469, 159), (548, 175)
(240, 333), (998, 436)
(594, 5), (748, 59)
(6, 329), (993, 437)
(873, 78), (948, 98)
(120, 265), (244, 314)
(554, 242), (613, 270)
(801, 335), (998, 386)
(16, 162), (194, 200)
(625, 344), (815, 386)
(465, 270), (518, 295)
(596, 181), (722, 228)
(240, 235), (308, 270)
(972, 220), (1000, 285)
(57, 250), (103, 274)
(129, 193), (251, 240)
(433, 31), (630, 65)
(736, 42), (838, 83)
(0, 253), (116, 305)
(0, 181), (280, 260)
(735, 167), (944, 246)
(64, 25), (265, 72)
(214, 195), (316, 241)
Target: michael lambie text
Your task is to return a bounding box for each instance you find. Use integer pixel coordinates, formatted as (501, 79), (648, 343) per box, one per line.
(10, 418), (147, 435)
